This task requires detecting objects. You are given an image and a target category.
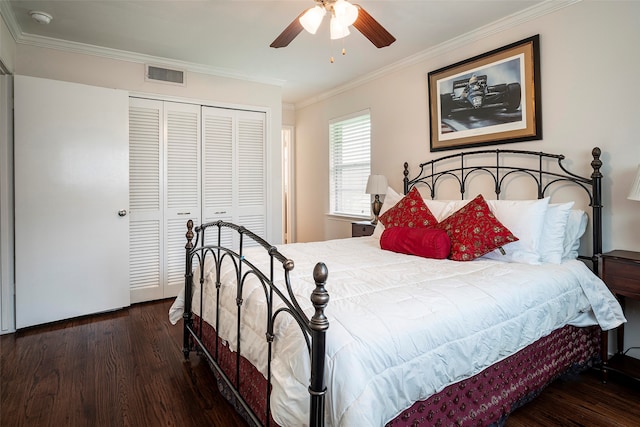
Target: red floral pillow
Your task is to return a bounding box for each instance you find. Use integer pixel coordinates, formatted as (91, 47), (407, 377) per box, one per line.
(379, 187), (438, 229)
(436, 194), (518, 261)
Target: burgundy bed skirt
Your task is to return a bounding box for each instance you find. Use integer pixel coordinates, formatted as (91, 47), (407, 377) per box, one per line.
(191, 316), (600, 427)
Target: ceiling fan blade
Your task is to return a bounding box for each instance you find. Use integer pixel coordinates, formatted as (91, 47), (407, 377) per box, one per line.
(270, 9), (309, 48)
(352, 5), (396, 48)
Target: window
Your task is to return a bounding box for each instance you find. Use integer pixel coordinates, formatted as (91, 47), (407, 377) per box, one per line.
(329, 111), (371, 217)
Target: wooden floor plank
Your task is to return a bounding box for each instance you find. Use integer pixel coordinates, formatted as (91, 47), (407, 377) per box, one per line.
(2, 299), (640, 426)
(506, 371), (640, 427)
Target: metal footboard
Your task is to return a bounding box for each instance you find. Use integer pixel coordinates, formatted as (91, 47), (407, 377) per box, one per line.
(182, 219), (329, 427)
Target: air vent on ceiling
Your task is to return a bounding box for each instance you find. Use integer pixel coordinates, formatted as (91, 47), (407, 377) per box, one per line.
(145, 65), (185, 86)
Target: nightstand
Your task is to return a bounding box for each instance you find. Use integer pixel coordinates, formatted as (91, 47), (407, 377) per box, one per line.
(599, 250), (640, 382)
(352, 221), (375, 237)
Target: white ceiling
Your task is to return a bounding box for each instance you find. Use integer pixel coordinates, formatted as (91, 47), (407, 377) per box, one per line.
(2, 0), (559, 105)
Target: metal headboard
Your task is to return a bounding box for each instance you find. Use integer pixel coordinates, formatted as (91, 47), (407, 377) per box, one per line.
(402, 147), (603, 273)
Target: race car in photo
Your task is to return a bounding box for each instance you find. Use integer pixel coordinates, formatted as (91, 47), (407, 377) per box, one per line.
(440, 74), (521, 117)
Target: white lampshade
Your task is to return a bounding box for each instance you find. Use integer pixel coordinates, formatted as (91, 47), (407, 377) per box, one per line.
(330, 15), (350, 40)
(628, 164), (640, 201)
(365, 175), (388, 195)
(333, 0), (359, 27)
(300, 6), (326, 34)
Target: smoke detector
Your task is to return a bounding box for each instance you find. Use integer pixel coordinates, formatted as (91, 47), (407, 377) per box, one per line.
(29, 11), (53, 25)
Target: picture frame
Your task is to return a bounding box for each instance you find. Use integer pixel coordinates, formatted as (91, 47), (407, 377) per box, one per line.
(428, 35), (541, 152)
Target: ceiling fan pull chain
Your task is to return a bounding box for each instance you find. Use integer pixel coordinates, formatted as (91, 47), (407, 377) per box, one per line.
(330, 46), (346, 62)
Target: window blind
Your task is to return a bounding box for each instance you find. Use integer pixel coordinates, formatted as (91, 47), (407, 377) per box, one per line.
(329, 111), (371, 217)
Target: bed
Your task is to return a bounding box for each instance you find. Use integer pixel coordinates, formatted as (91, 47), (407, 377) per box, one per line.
(170, 147), (625, 427)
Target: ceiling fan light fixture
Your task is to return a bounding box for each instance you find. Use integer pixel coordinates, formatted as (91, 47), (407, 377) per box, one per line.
(330, 15), (350, 40)
(270, 0), (395, 49)
(299, 6), (326, 34)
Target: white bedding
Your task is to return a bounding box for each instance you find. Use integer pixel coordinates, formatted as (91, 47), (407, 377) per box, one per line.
(170, 236), (625, 427)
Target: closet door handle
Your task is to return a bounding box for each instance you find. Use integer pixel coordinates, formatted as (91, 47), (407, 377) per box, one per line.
(118, 209), (127, 217)
(177, 212), (191, 215)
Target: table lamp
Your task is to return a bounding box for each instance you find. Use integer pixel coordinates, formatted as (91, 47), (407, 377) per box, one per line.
(628, 164), (640, 201)
(365, 174), (388, 224)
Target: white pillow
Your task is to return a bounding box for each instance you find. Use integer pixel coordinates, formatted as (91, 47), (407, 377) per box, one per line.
(562, 209), (588, 261)
(372, 186), (403, 239)
(423, 199), (469, 222)
(482, 197), (550, 264)
(538, 202), (574, 264)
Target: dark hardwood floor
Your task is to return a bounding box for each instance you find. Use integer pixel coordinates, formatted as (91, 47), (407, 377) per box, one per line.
(506, 371), (640, 426)
(2, 299), (640, 426)
(1, 299), (246, 427)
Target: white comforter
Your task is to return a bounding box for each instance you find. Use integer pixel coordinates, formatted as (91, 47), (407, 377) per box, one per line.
(170, 236), (625, 426)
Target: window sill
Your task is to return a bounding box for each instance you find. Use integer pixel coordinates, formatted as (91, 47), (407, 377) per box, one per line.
(326, 213), (370, 223)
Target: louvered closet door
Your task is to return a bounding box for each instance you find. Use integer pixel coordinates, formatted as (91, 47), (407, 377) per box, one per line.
(165, 102), (201, 297)
(202, 107), (234, 248)
(129, 99), (201, 303)
(129, 98), (164, 303)
(202, 107), (266, 248)
(236, 110), (267, 240)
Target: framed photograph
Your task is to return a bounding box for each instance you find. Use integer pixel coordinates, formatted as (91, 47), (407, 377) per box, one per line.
(428, 35), (541, 152)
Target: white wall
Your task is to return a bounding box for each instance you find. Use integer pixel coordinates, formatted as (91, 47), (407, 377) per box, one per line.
(294, 1), (640, 357)
(283, 103), (296, 127)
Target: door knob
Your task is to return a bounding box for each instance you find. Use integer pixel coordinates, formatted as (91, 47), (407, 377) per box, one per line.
(118, 209), (127, 217)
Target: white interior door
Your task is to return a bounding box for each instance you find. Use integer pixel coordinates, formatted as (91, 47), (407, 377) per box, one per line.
(129, 98), (164, 303)
(236, 110), (267, 238)
(201, 106), (266, 248)
(129, 98), (200, 303)
(202, 106), (234, 248)
(14, 76), (130, 329)
(282, 126), (295, 244)
(164, 102), (201, 297)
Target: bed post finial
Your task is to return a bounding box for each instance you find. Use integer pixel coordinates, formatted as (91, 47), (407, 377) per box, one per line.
(591, 147), (602, 179)
(309, 262), (329, 427)
(403, 162), (409, 195)
(185, 219), (194, 250)
(311, 263), (329, 327)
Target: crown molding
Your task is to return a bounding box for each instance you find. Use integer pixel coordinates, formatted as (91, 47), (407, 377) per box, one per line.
(0, 2), (21, 42)
(295, 0), (581, 109)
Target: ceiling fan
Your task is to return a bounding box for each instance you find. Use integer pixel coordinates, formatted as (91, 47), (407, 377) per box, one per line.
(270, 0), (396, 49)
